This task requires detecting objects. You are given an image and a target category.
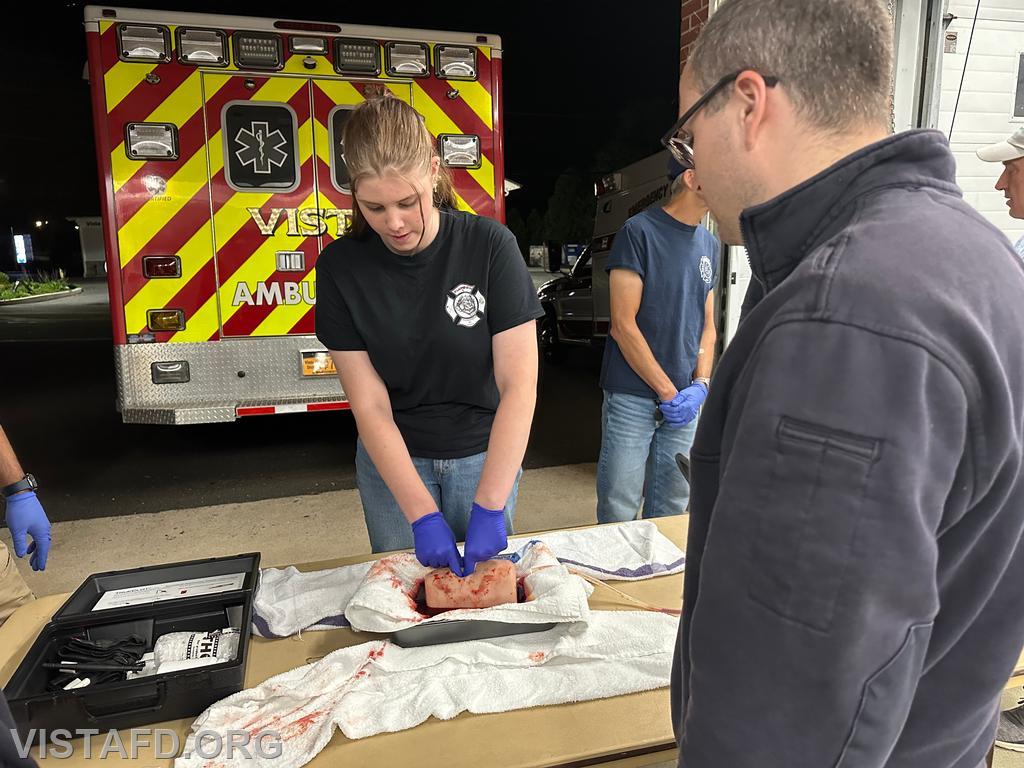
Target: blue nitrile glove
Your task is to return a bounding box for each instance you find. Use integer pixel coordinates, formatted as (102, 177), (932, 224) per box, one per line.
(658, 382), (708, 428)
(463, 502), (508, 576)
(411, 512), (465, 576)
(5, 490), (52, 571)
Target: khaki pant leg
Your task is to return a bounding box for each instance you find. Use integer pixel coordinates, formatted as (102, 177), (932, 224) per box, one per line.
(0, 539), (34, 626)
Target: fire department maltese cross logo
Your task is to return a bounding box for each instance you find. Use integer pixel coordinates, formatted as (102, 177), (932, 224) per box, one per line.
(234, 122), (289, 174)
(699, 254), (713, 285)
(445, 283), (486, 328)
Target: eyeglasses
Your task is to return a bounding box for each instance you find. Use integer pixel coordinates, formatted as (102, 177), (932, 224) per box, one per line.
(661, 70), (779, 167)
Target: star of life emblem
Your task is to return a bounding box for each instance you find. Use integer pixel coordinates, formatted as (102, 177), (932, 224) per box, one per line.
(234, 122), (289, 174)
(699, 254), (713, 285)
(445, 283), (486, 328)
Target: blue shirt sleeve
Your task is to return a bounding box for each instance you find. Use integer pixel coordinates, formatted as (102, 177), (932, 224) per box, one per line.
(606, 221), (645, 278)
(711, 234), (722, 285)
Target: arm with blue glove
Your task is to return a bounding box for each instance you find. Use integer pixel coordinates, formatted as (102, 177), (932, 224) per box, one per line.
(1, 426), (51, 573)
(464, 320), (537, 575)
(463, 503), (508, 576)
(331, 350), (467, 573)
(659, 291), (717, 427)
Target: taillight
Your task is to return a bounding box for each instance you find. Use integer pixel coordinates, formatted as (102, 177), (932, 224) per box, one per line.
(142, 256), (181, 278)
(147, 309), (185, 332)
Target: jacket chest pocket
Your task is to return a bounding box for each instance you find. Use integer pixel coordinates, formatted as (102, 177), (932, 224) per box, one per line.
(748, 416), (880, 632)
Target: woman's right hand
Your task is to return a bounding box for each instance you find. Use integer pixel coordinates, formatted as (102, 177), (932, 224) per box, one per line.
(411, 512), (465, 576)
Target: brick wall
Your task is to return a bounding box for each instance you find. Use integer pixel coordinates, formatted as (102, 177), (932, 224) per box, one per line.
(680, 0), (710, 72)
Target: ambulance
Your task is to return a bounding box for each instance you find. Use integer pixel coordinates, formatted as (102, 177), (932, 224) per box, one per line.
(84, 6), (505, 423)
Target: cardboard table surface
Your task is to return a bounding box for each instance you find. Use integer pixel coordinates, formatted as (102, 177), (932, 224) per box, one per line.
(0, 518), (688, 767)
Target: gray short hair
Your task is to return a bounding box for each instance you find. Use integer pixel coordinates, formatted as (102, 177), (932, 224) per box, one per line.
(670, 172), (687, 197)
(690, 0), (894, 132)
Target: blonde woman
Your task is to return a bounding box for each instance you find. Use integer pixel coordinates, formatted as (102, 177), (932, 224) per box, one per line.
(316, 98), (542, 576)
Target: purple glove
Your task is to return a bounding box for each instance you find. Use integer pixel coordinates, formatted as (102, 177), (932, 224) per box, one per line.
(411, 512), (465, 576)
(659, 382), (708, 428)
(463, 502), (508, 576)
(5, 490), (51, 571)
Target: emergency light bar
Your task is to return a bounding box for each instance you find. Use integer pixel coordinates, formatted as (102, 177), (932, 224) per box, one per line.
(435, 45), (477, 80)
(439, 134), (481, 169)
(176, 28), (228, 66)
(334, 39), (380, 76)
(125, 123), (179, 160)
(151, 361), (190, 385)
(385, 42), (430, 77)
(233, 31), (284, 70)
(117, 24), (171, 63)
(147, 309), (185, 332)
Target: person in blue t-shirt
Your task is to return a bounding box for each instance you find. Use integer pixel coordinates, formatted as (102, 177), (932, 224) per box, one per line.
(596, 157), (719, 523)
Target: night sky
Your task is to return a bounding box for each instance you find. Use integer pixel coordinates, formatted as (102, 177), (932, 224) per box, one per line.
(0, 0), (680, 230)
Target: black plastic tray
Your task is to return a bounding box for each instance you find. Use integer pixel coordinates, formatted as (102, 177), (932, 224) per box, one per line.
(390, 582), (557, 647)
(391, 618), (558, 647)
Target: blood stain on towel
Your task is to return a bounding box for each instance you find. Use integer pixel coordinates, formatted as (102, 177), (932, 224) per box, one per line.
(368, 558), (407, 592)
(242, 703), (307, 736)
(280, 710), (326, 740)
(528, 651), (546, 662)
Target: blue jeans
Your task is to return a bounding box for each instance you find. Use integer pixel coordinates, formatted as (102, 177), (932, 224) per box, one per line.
(596, 390), (697, 523)
(355, 439), (520, 553)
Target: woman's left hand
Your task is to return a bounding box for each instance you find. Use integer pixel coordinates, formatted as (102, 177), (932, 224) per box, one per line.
(463, 503), (508, 575)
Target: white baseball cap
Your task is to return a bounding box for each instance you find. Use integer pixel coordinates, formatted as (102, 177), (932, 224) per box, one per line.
(976, 126), (1024, 163)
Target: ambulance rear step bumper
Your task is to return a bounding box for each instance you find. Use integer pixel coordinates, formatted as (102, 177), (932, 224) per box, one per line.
(114, 338), (347, 426)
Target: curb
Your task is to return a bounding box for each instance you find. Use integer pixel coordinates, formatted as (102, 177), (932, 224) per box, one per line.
(0, 286), (83, 306)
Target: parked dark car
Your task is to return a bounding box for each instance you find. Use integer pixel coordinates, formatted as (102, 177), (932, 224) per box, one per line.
(537, 247), (596, 363)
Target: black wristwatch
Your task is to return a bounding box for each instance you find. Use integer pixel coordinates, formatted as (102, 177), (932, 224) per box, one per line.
(2, 474), (38, 499)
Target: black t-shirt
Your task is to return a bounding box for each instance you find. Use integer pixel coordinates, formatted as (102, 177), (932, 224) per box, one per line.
(315, 209), (543, 459)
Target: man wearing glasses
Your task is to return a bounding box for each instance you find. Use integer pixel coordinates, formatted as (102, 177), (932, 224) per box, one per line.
(666, 0), (1024, 766)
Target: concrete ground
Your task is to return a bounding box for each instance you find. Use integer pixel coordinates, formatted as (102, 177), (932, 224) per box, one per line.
(2, 461), (1021, 766)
